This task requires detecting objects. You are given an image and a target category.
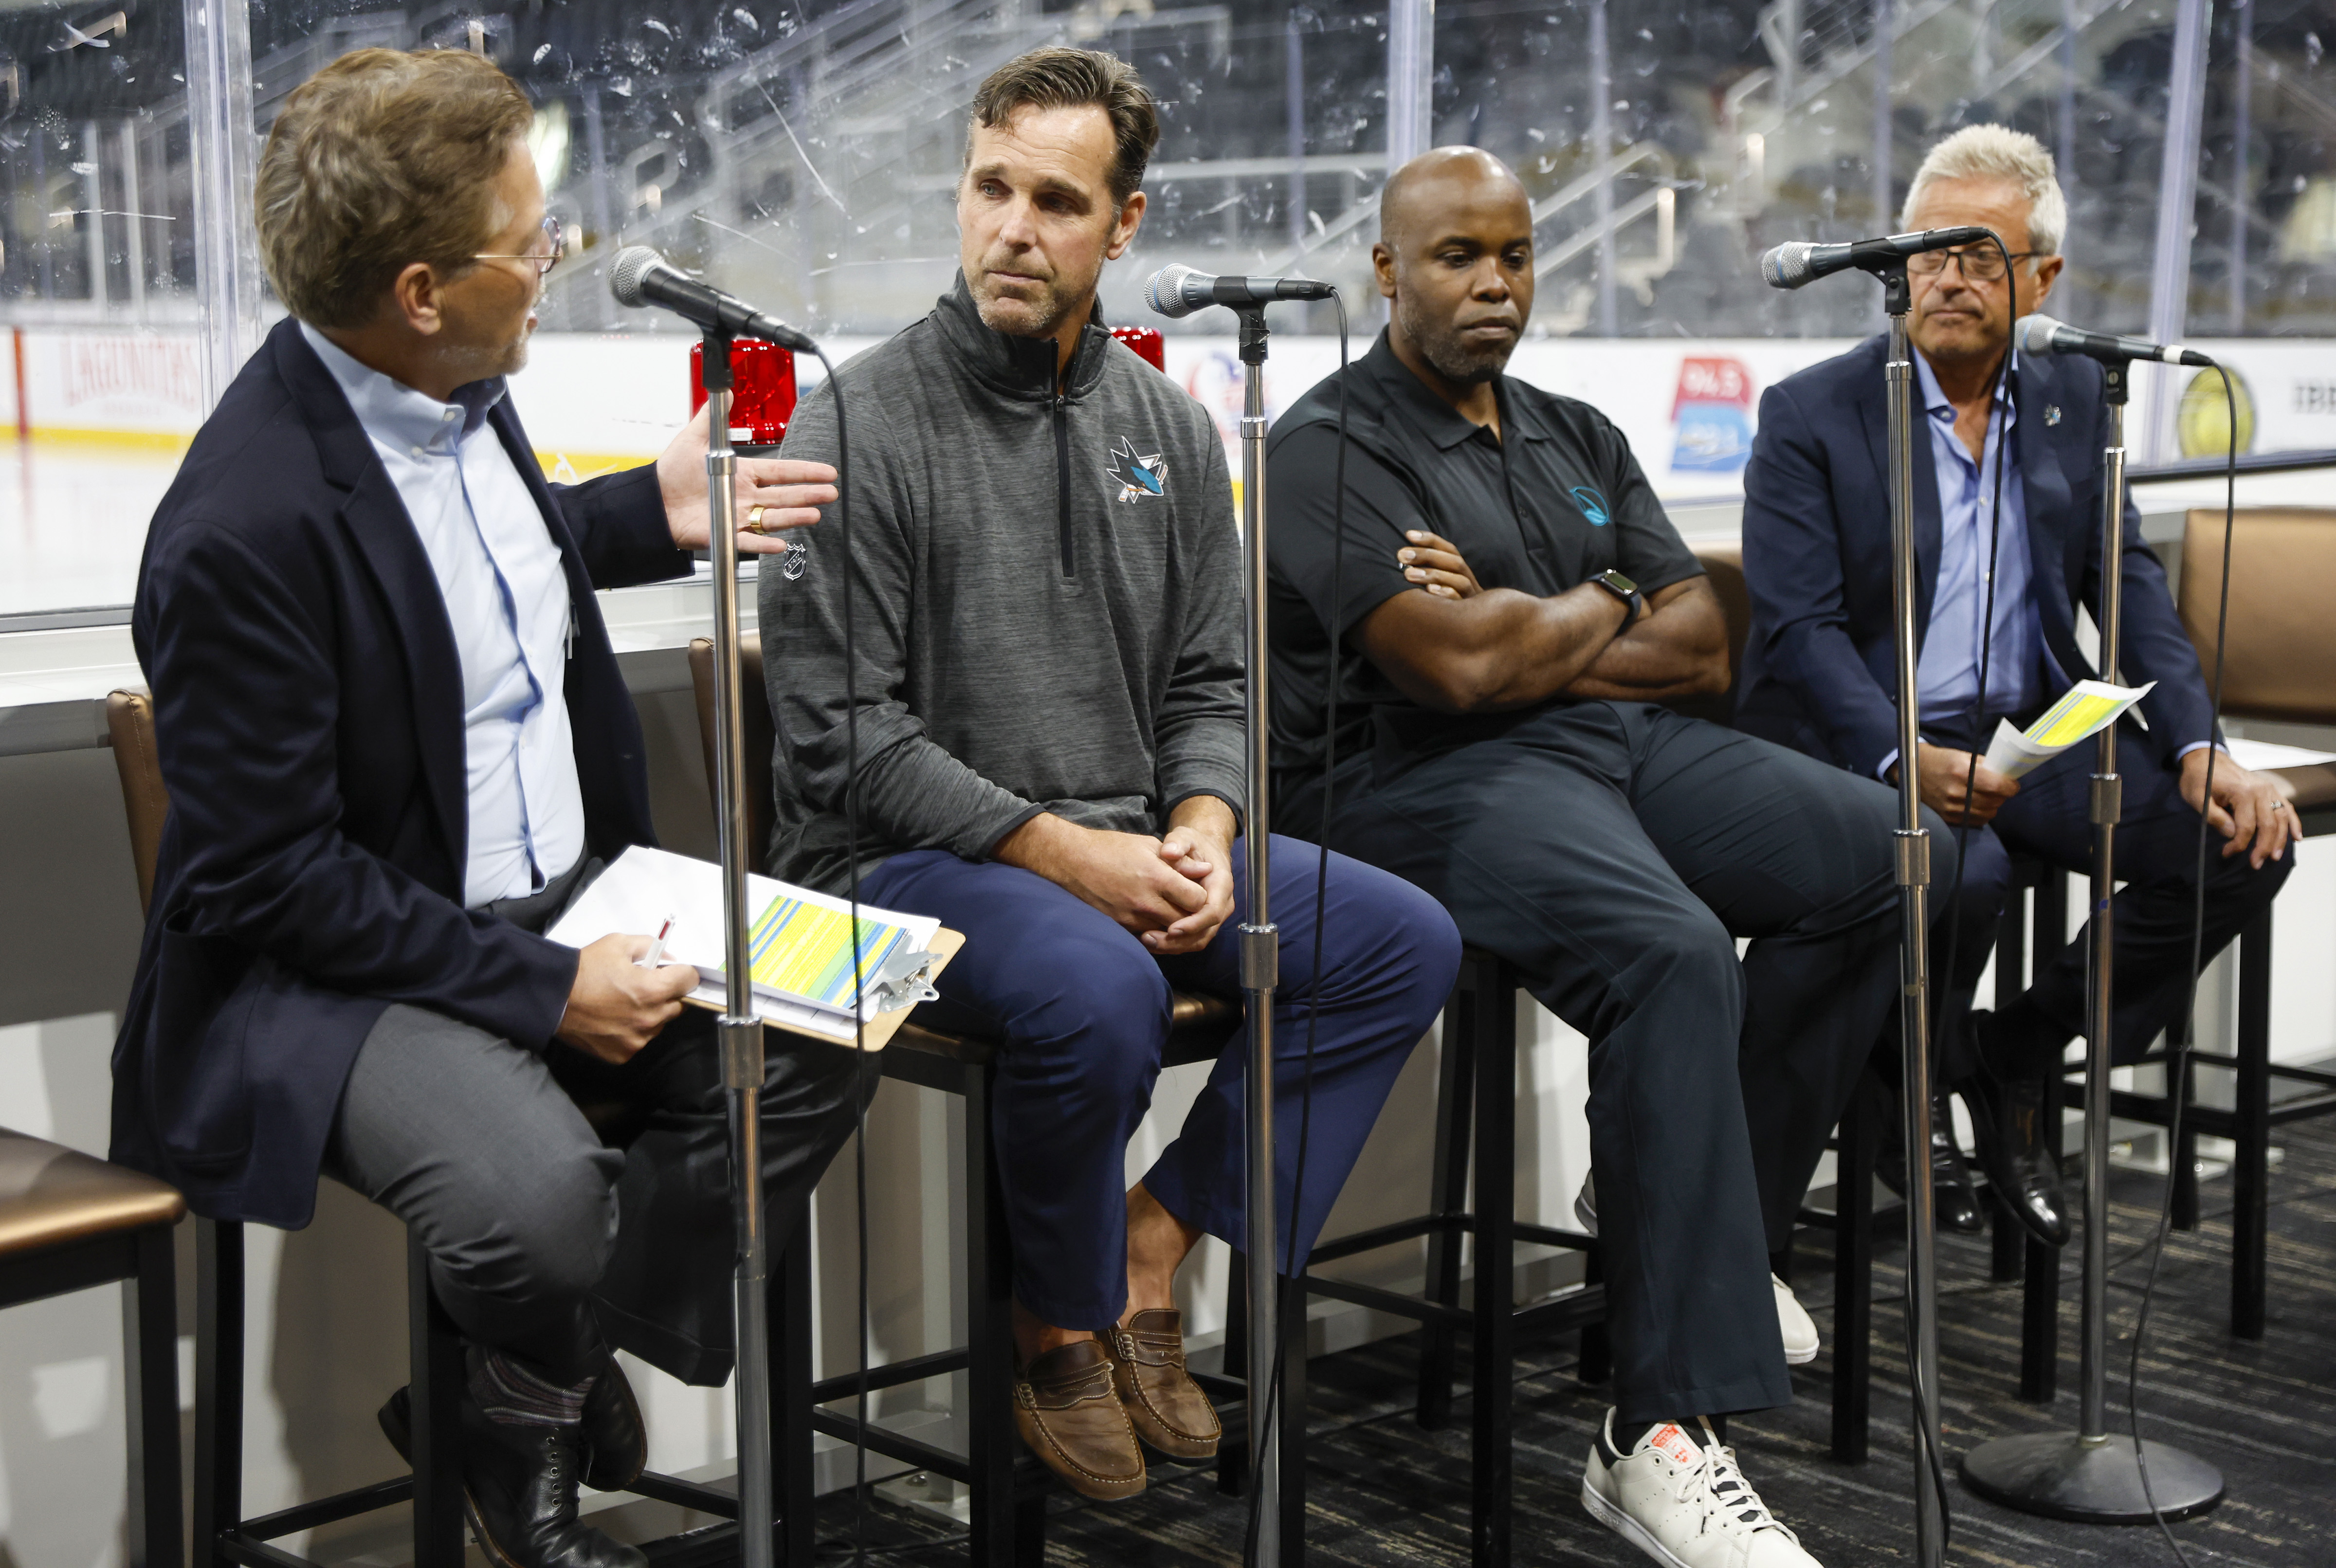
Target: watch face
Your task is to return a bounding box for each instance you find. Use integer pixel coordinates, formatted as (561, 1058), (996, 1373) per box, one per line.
(1600, 569), (1638, 595)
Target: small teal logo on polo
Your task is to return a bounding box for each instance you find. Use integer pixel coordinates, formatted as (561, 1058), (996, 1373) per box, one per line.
(1570, 486), (1610, 525)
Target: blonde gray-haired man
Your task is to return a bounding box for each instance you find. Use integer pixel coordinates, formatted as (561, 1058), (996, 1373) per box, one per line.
(116, 47), (873, 1568)
(1740, 124), (2292, 1254)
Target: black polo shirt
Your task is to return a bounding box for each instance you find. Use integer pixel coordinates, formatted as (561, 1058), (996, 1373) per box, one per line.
(1265, 331), (1705, 788)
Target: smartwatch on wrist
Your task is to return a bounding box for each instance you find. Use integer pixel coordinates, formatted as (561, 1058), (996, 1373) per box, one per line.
(1591, 568), (1643, 619)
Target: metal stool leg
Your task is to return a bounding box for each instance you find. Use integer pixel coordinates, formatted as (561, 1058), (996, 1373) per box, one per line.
(408, 1232), (467, 1568)
(964, 1066), (1021, 1568)
(1417, 985), (1475, 1432)
(1831, 1075), (1877, 1464)
(1217, 1250), (1249, 1496)
(193, 1219), (242, 1568)
(125, 1224), (183, 1568)
(2233, 906), (2272, 1340)
(1469, 953), (1515, 1568)
(2019, 1233), (2059, 1403)
(777, 1202), (816, 1567)
(1279, 1271), (1308, 1567)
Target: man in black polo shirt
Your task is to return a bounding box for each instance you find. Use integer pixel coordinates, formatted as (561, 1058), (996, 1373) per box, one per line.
(1268, 149), (1933, 1566)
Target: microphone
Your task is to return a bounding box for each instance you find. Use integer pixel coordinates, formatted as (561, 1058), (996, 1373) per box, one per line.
(1759, 225), (1996, 289)
(608, 245), (817, 353)
(2016, 313), (2214, 367)
(1143, 263), (1335, 318)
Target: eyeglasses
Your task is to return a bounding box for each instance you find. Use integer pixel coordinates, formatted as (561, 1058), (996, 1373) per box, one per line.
(1907, 244), (2041, 283)
(473, 214), (565, 278)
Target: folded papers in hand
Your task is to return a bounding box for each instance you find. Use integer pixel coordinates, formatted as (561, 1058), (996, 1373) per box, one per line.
(1982, 679), (2157, 782)
(547, 846), (941, 1047)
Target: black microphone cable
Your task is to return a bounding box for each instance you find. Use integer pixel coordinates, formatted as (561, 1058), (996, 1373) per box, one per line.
(1240, 287), (1349, 1565)
(807, 341), (873, 1568)
(2126, 361), (2241, 1568)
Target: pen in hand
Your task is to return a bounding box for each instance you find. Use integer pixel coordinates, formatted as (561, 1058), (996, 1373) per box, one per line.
(637, 914), (675, 970)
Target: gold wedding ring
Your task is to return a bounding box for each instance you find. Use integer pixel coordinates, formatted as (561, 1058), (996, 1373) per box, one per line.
(745, 503), (767, 534)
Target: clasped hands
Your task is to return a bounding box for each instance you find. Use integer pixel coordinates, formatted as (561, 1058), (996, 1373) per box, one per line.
(997, 805), (1238, 956)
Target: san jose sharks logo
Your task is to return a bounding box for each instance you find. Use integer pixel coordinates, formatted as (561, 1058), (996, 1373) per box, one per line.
(1105, 435), (1168, 503)
(1570, 485), (1610, 526)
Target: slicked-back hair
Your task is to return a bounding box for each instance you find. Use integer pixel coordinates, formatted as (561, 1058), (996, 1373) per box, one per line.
(256, 48), (535, 329)
(966, 46), (1159, 206)
(1900, 124), (2067, 258)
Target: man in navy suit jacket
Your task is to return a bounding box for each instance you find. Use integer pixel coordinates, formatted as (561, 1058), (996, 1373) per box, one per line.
(113, 50), (866, 1568)
(1738, 126), (2293, 1249)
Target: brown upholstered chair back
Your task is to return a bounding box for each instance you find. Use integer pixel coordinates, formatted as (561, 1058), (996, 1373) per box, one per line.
(2178, 507), (2336, 726)
(107, 690), (169, 919)
(687, 633), (777, 861)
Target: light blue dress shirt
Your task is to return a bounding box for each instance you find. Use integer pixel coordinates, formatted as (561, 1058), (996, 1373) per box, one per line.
(302, 324), (585, 907)
(1913, 348), (2052, 729)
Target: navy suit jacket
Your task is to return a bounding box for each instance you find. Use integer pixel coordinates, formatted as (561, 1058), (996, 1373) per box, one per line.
(1735, 335), (2216, 780)
(111, 318), (693, 1228)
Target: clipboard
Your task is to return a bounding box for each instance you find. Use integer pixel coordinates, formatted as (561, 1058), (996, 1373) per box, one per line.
(682, 927), (964, 1051)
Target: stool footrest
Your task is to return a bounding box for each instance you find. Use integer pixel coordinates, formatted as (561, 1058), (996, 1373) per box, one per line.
(808, 1346), (968, 1406)
(235, 1476), (414, 1542)
(627, 1470), (741, 1519)
(806, 1408), (971, 1483)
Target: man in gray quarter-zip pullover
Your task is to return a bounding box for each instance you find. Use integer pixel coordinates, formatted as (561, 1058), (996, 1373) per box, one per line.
(760, 46), (1458, 1502)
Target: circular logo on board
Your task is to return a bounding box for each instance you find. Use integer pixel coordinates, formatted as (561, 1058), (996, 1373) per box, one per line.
(2178, 365), (2255, 458)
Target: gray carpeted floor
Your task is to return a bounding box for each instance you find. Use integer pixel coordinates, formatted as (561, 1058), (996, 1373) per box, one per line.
(828, 1111), (2336, 1568)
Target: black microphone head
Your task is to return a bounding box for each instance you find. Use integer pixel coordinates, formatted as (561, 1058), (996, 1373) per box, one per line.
(1760, 241), (1814, 289)
(2014, 314), (2066, 355)
(1144, 263), (1203, 320)
(608, 245), (668, 308)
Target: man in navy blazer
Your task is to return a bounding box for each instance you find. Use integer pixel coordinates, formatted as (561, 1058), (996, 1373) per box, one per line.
(113, 50), (867, 1568)
(1739, 126), (2293, 1248)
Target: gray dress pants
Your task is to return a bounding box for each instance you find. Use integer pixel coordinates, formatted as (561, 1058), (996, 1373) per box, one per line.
(323, 861), (879, 1386)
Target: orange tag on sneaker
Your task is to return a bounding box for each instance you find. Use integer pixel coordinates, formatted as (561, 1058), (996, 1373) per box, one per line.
(1648, 1423), (1702, 1466)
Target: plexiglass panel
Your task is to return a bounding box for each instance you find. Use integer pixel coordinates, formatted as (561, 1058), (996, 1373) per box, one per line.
(0, 0), (2329, 614)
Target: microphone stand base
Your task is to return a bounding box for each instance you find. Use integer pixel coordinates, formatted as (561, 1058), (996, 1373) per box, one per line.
(1960, 1432), (2225, 1524)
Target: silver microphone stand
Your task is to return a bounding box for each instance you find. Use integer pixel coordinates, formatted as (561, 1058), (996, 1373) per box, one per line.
(699, 332), (780, 1568)
(1233, 304), (1284, 1568)
(1878, 265), (1947, 1568)
(1959, 361), (2225, 1523)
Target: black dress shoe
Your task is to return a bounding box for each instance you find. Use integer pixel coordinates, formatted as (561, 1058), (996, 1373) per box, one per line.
(1958, 1066), (2071, 1247)
(459, 1400), (647, 1568)
(380, 1359), (646, 1494)
(1878, 1090), (1988, 1235)
(580, 1358), (647, 1492)
(376, 1383), (646, 1568)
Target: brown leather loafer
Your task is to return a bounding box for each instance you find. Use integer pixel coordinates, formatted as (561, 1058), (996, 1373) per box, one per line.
(1109, 1308), (1220, 1461)
(1013, 1340), (1145, 1500)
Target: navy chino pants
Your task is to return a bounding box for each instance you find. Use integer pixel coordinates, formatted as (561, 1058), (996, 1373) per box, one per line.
(1926, 715), (2291, 1079)
(859, 835), (1460, 1331)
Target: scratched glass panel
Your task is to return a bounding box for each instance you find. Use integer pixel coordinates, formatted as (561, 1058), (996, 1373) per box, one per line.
(1433, 0), (2336, 342)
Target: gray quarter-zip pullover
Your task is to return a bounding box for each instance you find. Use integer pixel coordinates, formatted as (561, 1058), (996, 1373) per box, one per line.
(760, 276), (1245, 893)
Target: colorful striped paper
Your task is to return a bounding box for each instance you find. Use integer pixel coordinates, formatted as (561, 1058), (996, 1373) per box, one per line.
(748, 895), (913, 1013)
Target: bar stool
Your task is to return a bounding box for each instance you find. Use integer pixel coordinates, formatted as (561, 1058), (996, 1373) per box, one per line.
(106, 691), (749, 1568)
(688, 638), (1248, 1568)
(0, 1129), (185, 1568)
(2067, 505), (2336, 1338)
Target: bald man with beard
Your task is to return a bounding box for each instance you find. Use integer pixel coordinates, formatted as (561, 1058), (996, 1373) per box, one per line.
(1264, 149), (1940, 1568)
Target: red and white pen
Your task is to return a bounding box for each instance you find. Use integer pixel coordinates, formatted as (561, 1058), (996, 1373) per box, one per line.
(637, 913), (675, 969)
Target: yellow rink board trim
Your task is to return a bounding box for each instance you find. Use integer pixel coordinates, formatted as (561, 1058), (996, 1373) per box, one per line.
(17, 424), (654, 481)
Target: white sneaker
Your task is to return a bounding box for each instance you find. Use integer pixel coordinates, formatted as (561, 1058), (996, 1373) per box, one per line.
(1573, 1176), (1819, 1366)
(1582, 1411), (1824, 1568)
(1773, 1275), (1818, 1365)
